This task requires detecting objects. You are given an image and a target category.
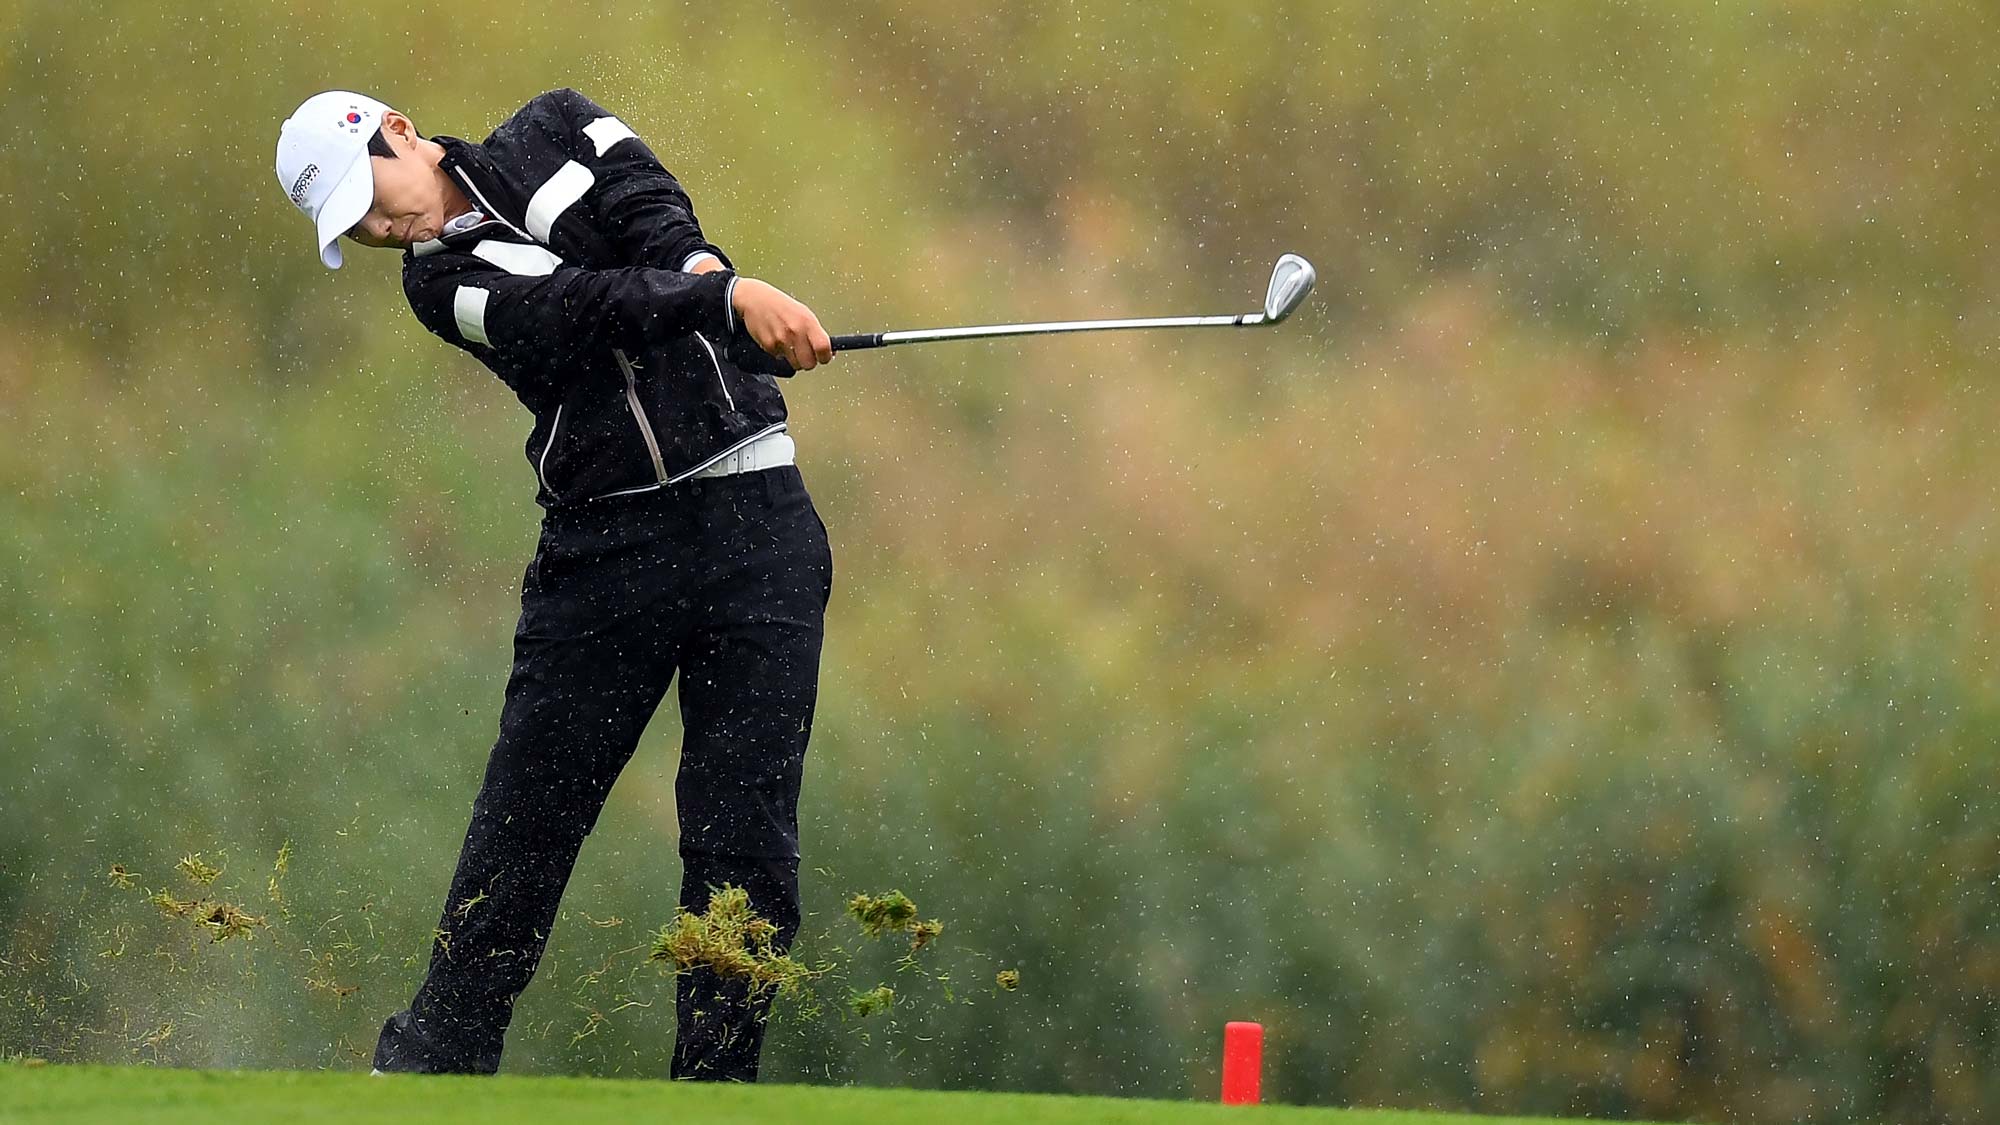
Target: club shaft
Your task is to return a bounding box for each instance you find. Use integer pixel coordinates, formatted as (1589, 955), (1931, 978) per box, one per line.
(831, 312), (1267, 352)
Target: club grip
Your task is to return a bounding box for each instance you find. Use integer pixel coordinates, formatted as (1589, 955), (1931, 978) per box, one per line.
(830, 333), (885, 352)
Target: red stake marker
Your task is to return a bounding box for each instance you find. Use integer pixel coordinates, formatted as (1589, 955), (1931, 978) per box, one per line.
(1221, 1021), (1263, 1105)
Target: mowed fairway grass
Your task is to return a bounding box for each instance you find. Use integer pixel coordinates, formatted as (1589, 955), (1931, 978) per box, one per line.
(3, 1065), (1668, 1125)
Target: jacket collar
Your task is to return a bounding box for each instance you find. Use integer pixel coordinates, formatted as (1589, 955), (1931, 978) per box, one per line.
(410, 136), (516, 259)
(432, 134), (486, 180)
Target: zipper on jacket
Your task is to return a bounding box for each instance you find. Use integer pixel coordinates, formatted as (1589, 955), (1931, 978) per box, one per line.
(450, 167), (534, 243)
(613, 349), (670, 482)
(535, 403), (565, 498)
(692, 331), (735, 412)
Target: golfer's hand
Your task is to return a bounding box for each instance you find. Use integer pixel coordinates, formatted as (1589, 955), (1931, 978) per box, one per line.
(732, 278), (833, 371)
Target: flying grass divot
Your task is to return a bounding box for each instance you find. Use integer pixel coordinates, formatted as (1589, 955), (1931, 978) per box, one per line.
(176, 853), (223, 886)
(847, 985), (895, 1016)
(647, 885), (818, 998)
(69, 851), (1015, 1063)
(148, 892), (266, 942)
(845, 890), (944, 951)
(140, 852), (268, 943)
(644, 885), (1007, 1032)
(95, 841), (364, 1017)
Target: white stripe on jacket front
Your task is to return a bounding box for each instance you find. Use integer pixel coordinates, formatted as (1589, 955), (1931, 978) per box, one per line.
(453, 286), (492, 346)
(525, 160), (594, 243)
(471, 239), (563, 277)
(582, 116), (638, 157)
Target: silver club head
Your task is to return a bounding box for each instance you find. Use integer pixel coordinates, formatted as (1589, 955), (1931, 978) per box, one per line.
(1263, 254), (1316, 323)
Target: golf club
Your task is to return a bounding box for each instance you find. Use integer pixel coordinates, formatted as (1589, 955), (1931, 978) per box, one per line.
(829, 253), (1315, 352)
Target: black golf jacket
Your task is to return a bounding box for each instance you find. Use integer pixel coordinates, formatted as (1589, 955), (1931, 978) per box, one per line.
(401, 88), (794, 508)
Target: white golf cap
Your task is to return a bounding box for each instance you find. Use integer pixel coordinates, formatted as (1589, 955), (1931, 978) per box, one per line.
(275, 91), (393, 269)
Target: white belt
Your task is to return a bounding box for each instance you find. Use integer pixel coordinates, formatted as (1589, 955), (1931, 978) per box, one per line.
(689, 431), (795, 479)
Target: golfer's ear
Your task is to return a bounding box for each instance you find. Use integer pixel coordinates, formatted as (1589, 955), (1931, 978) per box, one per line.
(381, 110), (418, 148)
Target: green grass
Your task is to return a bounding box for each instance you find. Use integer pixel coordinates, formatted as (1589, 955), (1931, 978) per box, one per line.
(1, 1065), (1659, 1125)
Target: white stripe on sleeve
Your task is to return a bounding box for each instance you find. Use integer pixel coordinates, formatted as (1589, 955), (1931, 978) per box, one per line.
(453, 285), (492, 346)
(525, 161), (594, 243)
(582, 116), (638, 157)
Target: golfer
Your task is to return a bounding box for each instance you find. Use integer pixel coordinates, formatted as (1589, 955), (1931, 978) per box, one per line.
(274, 88), (835, 1081)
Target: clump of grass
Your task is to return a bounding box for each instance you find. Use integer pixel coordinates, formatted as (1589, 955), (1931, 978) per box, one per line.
(846, 890), (916, 936)
(996, 969), (1020, 991)
(847, 890), (944, 951)
(105, 865), (137, 890)
(847, 985), (895, 1017)
(176, 854), (223, 887)
(648, 885), (817, 998)
(148, 891), (266, 943)
(630, 882), (1011, 1042)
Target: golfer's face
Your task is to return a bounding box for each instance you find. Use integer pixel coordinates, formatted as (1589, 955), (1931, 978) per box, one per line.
(345, 151), (443, 251)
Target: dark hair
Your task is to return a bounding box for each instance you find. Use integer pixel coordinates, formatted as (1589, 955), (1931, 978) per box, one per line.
(366, 120), (421, 160)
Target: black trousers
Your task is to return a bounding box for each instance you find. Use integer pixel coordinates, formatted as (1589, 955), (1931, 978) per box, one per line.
(373, 464), (832, 1080)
